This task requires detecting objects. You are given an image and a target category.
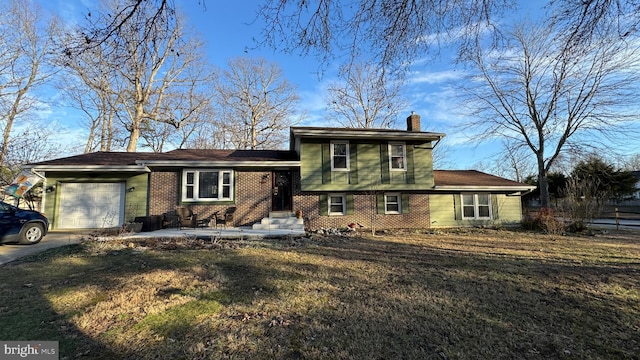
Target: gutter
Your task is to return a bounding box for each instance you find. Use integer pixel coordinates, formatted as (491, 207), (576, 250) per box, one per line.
(136, 160), (301, 168)
(433, 185), (537, 193)
(291, 128), (446, 141)
(25, 165), (152, 173)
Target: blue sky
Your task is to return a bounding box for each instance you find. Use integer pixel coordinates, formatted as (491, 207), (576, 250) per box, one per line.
(37, 0), (640, 173)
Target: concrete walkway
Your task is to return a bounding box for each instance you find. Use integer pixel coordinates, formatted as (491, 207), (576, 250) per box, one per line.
(120, 226), (306, 240)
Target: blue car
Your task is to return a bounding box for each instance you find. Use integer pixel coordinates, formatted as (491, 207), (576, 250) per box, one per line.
(0, 201), (48, 245)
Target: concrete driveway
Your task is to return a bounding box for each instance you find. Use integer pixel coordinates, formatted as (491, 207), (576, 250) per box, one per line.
(0, 231), (87, 265)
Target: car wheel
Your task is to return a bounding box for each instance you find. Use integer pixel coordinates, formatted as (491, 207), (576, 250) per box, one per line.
(19, 223), (44, 245)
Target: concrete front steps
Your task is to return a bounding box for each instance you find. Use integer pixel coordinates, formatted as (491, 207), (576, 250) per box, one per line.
(252, 212), (304, 230)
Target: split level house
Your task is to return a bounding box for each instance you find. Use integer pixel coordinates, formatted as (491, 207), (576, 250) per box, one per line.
(27, 114), (535, 231)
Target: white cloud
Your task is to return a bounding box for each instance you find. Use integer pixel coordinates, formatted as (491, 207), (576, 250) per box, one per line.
(407, 69), (465, 85)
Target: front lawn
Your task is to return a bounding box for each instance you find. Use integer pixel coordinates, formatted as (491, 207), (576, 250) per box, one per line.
(1, 229), (639, 359)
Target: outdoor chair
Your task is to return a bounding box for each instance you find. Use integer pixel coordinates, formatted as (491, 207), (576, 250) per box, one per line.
(176, 206), (197, 229)
(196, 213), (216, 228)
(214, 207), (236, 228)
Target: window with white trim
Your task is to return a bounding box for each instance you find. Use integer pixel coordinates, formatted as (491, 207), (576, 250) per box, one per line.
(328, 193), (346, 215)
(384, 193), (402, 214)
(461, 193), (492, 219)
(182, 169), (233, 202)
(389, 142), (406, 171)
(331, 141), (349, 170)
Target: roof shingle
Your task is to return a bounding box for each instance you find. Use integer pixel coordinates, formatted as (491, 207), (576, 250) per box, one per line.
(30, 149), (298, 166)
(434, 170), (531, 187)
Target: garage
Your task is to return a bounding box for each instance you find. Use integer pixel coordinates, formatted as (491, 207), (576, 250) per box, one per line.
(58, 182), (125, 229)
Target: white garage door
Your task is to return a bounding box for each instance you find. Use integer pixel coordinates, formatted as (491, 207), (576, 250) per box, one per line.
(58, 183), (125, 229)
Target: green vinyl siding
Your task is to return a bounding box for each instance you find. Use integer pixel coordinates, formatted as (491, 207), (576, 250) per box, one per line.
(406, 146), (415, 184)
(357, 143), (382, 186)
(379, 144), (390, 184)
(412, 142), (434, 184)
(430, 193), (523, 227)
(124, 174), (149, 221)
(349, 143), (358, 184)
(299, 140), (435, 192)
(322, 143), (331, 184)
(300, 142), (324, 185)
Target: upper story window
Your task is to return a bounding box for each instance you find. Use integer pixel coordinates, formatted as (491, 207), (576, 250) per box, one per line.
(389, 142), (406, 171)
(461, 193), (492, 219)
(384, 193), (402, 214)
(331, 141), (350, 171)
(182, 169), (233, 202)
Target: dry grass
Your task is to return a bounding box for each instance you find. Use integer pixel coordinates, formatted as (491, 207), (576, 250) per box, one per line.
(1, 228), (639, 359)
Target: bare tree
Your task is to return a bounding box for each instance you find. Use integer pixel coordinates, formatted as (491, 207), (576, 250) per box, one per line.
(0, 0), (57, 166)
(61, 0), (213, 152)
(68, 1), (639, 82)
(140, 63), (215, 152)
(622, 153), (640, 171)
(559, 176), (606, 231)
(471, 141), (535, 182)
(213, 57), (302, 150)
(182, 111), (228, 150)
(57, 44), (123, 153)
(462, 20), (640, 207)
(112, 5), (210, 151)
(325, 63), (407, 129)
(66, 0), (176, 61)
(432, 142), (454, 170)
(257, 0), (515, 77)
(1, 126), (73, 185)
(550, 0), (640, 48)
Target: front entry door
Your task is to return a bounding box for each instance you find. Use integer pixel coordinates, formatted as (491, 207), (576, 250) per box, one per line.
(272, 171), (292, 212)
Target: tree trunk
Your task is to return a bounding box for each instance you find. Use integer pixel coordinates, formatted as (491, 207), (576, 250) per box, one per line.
(127, 127), (140, 152)
(0, 88), (28, 166)
(537, 157), (550, 208)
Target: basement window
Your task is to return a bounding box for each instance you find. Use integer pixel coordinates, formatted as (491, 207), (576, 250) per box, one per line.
(384, 193), (402, 214)
(328, 193), (346, 215)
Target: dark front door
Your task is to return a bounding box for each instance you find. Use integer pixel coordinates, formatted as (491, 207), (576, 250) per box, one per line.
(272, 171), (292, 212)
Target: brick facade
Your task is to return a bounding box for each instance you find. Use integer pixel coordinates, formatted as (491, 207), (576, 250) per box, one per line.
(149, 170), (274, 227)
(294, 192), (431, 230)
(149, 170), (431, 230)
(149, 171), (179, 215)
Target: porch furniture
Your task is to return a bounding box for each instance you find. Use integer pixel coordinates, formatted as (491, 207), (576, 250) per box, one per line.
(176, 206), (197, 229)
(162, 213), (178, 229)
(214, 207), (236, 228)
(134, 215), (164, 232)
(196, 213), (215, 228)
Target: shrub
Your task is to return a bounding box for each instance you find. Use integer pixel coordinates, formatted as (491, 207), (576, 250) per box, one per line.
(523, 208), (565, 235)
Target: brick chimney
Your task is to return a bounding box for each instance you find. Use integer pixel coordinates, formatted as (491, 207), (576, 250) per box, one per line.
(407, 112), (421, 132)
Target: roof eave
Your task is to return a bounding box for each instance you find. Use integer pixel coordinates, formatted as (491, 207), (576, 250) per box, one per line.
(291, 128), (446, 141)
(25, 165), (152, 173)
(137, 160), (301, 168)
(433, 185), (537, 192)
